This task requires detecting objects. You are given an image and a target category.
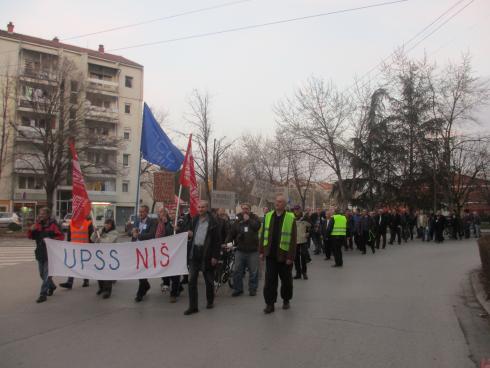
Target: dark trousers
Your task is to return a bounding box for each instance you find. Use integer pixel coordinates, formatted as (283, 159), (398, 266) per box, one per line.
(331, 237), (344, 266)
(263, 257), (293, 305)
(323, 237), (332, 259)
(294, 243), (308, 275)
(97, 280), (113, 293)
(65, 277), (89, 285)
(358, 232), (367, 253)
(389, 227), (401, 244)
(162, 276), (181, 297)
(375, 231), (386, 248)
(188, 257), (215, 310)
(347, 236), (354, 250)
(137, 279), (150, 297)
(311, 233), (322, 253)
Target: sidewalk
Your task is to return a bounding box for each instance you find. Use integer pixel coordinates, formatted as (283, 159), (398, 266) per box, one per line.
(470, 270), (490, 317)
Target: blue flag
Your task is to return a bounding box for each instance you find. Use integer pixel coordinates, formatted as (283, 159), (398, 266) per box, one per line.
(140, 103), (184, 172)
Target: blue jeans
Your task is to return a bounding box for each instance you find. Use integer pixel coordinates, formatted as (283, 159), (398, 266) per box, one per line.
(37, 260), (55, 296)
(232, 251), (259, 293)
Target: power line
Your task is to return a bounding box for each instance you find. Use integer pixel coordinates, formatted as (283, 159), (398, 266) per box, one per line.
(108, 0), (410, 52)
(345, 0), (476, 95)
(61, 0), (252, 41)
(345, 0), (468, 93)
(0, 0), (252, 56)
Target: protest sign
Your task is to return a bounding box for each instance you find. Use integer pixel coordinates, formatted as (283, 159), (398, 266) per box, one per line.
(45, 232), (188, 280)
(211, 190), (236, 209)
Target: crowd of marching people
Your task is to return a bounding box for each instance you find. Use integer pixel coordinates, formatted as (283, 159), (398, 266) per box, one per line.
(28, 198), (483, 314)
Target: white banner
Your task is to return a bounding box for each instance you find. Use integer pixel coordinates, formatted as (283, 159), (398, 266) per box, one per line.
(45, 233), (188, 280)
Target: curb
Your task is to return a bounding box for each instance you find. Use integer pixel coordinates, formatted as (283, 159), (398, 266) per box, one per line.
(470, 270), (490, 316)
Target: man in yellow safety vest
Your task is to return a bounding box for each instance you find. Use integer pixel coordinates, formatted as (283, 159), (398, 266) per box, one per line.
(259, 195), (297, 314)
(325, 208), (348, 267)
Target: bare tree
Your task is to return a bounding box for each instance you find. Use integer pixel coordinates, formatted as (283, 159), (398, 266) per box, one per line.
(275, 77), (353, 207)
(447, 136), (490, 213)
(185, 89), (232, 206)
(432, 54), (490, 209)
(0, 68), (14, 180)
(186, 89), (212, 202)
(11, 57), (119, 211)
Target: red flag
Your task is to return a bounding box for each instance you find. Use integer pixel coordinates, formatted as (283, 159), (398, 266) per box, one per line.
(179, 134), (199, 217)
(69, 140), (91, 228)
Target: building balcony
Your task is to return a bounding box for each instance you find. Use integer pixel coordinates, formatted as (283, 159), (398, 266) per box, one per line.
(86, 78), (119, 95)
(85, 105), (118, 123)
(87, 136), (119, 150)
(20, 68), (58, 84)
(17, 96), (53, 112)
(14, 158), (44, 173)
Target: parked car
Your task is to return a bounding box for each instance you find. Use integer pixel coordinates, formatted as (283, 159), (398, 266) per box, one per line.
(61, 213), (72, 232)
(125, 213), (158, 236)
(0, 212), (22, 230)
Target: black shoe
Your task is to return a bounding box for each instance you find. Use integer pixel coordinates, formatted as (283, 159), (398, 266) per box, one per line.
(302, 274), (308, 280)
(206, 303), (214, 309)
(232, 291), (243, 297)
(59, 282), (72, 290)
(371, 248), (375, 254)
(293, 274), (301, 279)
(134, 295), (143, 302)
(324, 257), (330, 260)
(282, 301), (290, 310)
(36, 295), (47, 303)
(47, 286), (56, 296)
(249, 290), (257, 296)
(332, 264), (343, 268)
(263, 305), (275, 314)
(96, 289), (103, 296)
(362, 251), (366, 255)
(313, 251), (320, 255)
(102, 291), (111, 299)
(82, 280), (89, 287)
(184, 308), (199, 315)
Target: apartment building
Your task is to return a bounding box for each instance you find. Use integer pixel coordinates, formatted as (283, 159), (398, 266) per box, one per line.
(0, 22), (144, 227)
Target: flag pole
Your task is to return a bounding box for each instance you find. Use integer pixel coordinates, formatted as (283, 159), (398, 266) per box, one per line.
(174, 184), (182, 234)
(134, 151), (142, 217)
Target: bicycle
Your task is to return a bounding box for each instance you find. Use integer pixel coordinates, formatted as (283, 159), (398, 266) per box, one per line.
(214, 244), (236, 295)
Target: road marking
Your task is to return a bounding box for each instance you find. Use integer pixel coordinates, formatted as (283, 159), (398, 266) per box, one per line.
(0, 246), (35, 268)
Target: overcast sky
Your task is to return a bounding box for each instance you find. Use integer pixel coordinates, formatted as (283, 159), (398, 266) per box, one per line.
(2, 0), (489, 144)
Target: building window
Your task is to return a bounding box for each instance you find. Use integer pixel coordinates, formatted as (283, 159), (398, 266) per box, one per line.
(18, 176), (43, 190)
(122, 182), (129, 192)
(124, 103), (131, 114)
(123, 154), (130, 167)
(70, 81), (79, 92)
(86, 180), (116, 192)
(123, 131), (130, 140)
(125, 76), (133, 88)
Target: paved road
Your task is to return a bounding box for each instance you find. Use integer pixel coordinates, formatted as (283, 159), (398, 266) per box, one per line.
(0, 237), (489, 368)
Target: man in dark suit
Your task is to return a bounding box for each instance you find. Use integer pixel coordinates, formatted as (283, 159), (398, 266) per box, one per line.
(132, 205), (157, 302)
(374, 208), (388, 249)
(184, 200), (221, 315)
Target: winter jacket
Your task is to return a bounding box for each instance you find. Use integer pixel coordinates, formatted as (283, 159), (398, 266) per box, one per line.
(28, 218), (64, 262)
(225, 212), (261, 252)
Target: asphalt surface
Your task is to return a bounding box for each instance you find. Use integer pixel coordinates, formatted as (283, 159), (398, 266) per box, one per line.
(0, 237), (489, 368)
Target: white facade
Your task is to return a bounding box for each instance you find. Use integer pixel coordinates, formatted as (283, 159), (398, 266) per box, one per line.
(0, 24), (143, 227)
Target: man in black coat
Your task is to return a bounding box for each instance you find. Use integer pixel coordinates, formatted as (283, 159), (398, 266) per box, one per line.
(132, 205), (157, 302)
(389, 209), (402, 245)
(185, 200), (221, 315)
(374, 208), (388, 249)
